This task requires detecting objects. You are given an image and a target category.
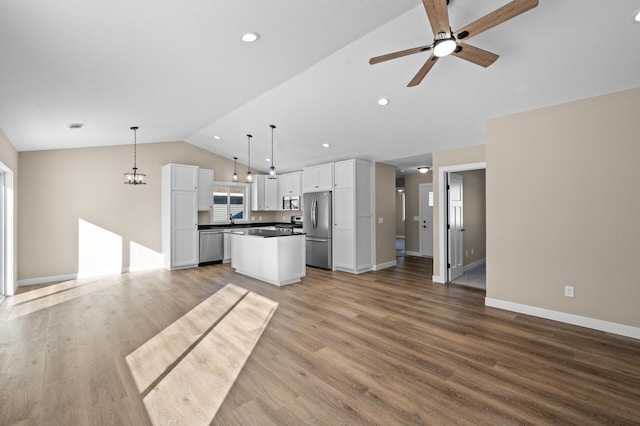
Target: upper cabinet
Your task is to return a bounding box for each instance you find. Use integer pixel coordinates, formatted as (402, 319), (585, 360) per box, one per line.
(251, 175), (279, 211)
(197, 168), (214, 211)
(278, 171), (302, 197)
(303, 163), (334, 193)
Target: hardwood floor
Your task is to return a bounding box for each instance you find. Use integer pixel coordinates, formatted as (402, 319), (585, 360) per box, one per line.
(2, 256), (640, 425)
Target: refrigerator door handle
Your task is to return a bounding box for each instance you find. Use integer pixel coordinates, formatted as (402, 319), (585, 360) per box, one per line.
(310, 198), (315, 229)
(306, 237), (327, 242)
(314, 197), (319, 229)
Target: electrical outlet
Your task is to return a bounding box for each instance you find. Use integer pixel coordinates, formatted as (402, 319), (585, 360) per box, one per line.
(471, 248), (474, 255)
(251, 216), (255, 221)
(259, 216), (262, 221)
(564, 286), (575, 298)
(282, 215), (286, 220)
(378, 217), (384, 224)
(465, 250), (468, 257)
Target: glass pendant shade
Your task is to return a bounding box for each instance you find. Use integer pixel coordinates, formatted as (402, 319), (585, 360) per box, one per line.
(232, 156), (238, 182)
(124, 126), (146, 185)
(268, 124), (277, 179)
(245, 134), (253, 183)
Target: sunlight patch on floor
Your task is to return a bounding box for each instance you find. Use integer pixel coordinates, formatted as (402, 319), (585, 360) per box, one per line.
(125, 283), (278, 425)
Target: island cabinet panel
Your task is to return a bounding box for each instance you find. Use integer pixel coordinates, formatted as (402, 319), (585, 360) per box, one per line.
(303, 163), (333, 193)
(162, 164), (199, 270)
(332, 159), (373, 274)
(231, 233), (305, 286)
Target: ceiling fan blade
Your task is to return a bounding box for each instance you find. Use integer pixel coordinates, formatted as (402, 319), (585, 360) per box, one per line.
(422, 0), (451, 37)
(455, 0), (538, 41)
(452, 43), (499, 67)
(408, 55), (439, 87)
(369, 45), (433, 65)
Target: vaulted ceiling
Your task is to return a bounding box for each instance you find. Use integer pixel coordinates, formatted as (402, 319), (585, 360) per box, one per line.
(1, 0), (639, 174)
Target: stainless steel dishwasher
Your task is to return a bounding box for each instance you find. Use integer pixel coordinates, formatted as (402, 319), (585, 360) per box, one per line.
(199, 230), (224, 265)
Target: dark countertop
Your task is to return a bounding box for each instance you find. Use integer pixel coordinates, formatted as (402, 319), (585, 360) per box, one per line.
(227, 228), (305, 238)
(198, 222), (301, 230)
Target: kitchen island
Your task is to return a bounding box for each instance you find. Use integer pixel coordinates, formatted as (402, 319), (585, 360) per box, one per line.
(230, 229), (305, 286)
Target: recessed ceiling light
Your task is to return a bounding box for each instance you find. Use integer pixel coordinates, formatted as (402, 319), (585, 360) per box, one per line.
(213, 135), (221, 140)
(635, 10), (640, 22)
(377, 98), (390, 106)
(322, 143), (330, 148)
(400, 169), (405, 173)
(266, 158), (271, 162)
(68, 123), (84, 129)
(241, 32), (260, 43)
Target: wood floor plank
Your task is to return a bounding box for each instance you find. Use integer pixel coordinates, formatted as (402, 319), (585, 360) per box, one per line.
(142, 291), (277, 426)
(125, 283), (247, 393)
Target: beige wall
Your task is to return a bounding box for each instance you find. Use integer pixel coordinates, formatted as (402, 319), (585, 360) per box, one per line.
(0, 129), (19, 293)
(404, 172), (433, 254)
(486, 87), (640, 328)
(373, 162), (396, 267)
(18, 141), (239, 281)
(432, 144), (485, 279)
(458, 169), (486, 266)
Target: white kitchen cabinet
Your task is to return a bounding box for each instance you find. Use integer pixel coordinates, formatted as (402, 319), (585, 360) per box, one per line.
(197, 168), (214, 211)
(332, 159), (373, 274)
(162, 164), (199, 270)
(303, 163), (333, 193)
(278, 171), (302, 211)
(251, 175), (279, 211)
(278, 171), (302, 196)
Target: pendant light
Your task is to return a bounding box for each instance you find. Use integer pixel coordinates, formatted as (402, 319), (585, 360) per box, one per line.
(268, 124), (277, 179)
(245, 134), (253, 183)
(232, 156), (238, 182)
(123, 126), (146, 185)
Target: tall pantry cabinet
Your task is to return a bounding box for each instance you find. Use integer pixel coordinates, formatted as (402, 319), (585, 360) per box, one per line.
(333, 159), (373, 273)
(162, 164), (199, 270)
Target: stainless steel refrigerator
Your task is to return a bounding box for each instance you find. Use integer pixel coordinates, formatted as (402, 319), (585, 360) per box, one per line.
(303, 191), (332, 269)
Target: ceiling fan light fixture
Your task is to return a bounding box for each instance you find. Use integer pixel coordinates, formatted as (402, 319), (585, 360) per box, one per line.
(433, 38), (457, 57)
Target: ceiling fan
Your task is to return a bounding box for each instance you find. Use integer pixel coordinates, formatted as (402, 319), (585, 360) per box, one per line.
(369, 0), (539, 87)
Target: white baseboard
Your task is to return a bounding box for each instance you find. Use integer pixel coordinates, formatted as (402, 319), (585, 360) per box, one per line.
(464, 258), (486, 271)
(485, 297), (640, 340)
(432, 274), (446, 284)
(17, 273), (78, 287)
(405, 250), (421, 257)
(373, 260), (397, 271)
(16, 265), (164, 288)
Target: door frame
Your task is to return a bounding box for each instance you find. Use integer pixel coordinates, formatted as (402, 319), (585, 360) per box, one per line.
(0, 160), (14, 298)
(433, 161), (485, 284)
(418, 183), (433, 257)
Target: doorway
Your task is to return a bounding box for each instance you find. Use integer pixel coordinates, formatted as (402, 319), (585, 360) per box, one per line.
(433, 162), (486, 285)
(446, 169), (486, 289)
(419, 183), (433, 257)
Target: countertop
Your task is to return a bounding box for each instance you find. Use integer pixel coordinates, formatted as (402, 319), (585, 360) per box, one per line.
(227, 228), (305, 238)
(198, 222), (301, 231)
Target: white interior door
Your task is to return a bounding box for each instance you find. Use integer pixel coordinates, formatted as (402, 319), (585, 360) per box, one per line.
(419, 183), (433, 257)
(448, 173), (464, 281)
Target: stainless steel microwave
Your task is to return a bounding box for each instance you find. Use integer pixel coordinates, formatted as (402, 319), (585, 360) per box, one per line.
(282, 195), (300, 211)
